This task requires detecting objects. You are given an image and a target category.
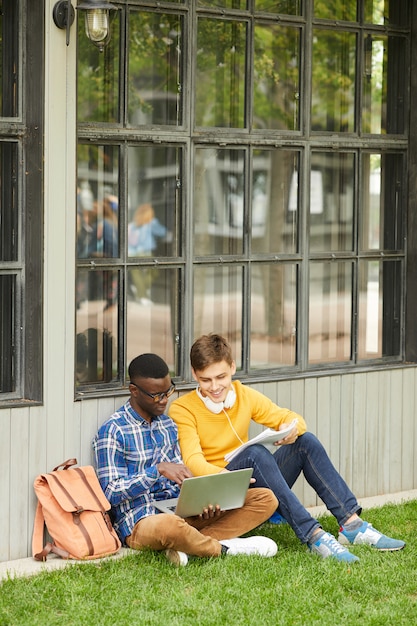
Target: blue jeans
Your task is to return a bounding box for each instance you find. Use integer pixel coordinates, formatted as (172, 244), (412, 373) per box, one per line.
(226, 432), (361, 544)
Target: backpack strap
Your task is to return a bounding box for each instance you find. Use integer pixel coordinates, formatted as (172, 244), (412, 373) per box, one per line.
(32, 501), (71, 561)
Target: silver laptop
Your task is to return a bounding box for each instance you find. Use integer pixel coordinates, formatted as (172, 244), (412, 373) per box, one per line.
(154, 468), (253, 518)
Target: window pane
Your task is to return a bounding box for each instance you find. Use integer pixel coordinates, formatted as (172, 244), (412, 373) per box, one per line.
(253, 24), (300, 131)
(309, 262), (352, 364)
(0, 274), (15, 393)
(0, 142), (18, 262)
(362, 35), (406, 135)
(312, 30), (356, 133)
(198, 0), (248, 9)
(250, 263), (297, 369)
(193, 265), (243, 368)
(364, 0), (409, 26)
(128, 11), (183, 126)
(252, 149), (298, 254)
(309, 152), (355, 253)
(196, 18), (246, 128)
(360, 152), (404, 251)
(194, 148), (245, 255)
(358, 260), (401, 359)
(126, 268), (180, 372)
(255, 1), (301, 14)
(314, 1), (357, 21)
(76, 270), (119, 385)
(77, 145), (119, 259)
(77, 13), (120, 123)
(127, 145), (180, 258)
(0, 2), (19, 117)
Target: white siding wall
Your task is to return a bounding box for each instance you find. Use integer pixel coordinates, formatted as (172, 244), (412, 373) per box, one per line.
(1, 368), (417, 562)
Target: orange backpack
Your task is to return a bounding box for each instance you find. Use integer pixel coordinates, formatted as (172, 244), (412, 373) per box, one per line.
(32, 458), (121, 561)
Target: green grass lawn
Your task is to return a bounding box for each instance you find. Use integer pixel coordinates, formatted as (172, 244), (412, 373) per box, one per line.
(1, 500), (416, 626)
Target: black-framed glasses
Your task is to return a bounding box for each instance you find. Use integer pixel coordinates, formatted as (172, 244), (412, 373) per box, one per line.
(130, 381), (176, 403)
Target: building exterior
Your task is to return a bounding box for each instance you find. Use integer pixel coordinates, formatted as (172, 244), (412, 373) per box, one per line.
(1, 0), (417, 561)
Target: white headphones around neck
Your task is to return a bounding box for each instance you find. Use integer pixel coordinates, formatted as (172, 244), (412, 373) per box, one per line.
(196, 386), (236, 414)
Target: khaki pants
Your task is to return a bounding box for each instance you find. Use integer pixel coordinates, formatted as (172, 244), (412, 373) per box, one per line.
(126, 487), (277, 558)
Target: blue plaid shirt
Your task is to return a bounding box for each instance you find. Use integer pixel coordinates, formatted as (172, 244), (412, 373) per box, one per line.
(92, 399), (182, 543)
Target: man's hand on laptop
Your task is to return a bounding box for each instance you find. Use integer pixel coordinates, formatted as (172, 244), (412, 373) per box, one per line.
(157, 462), (193, 485)
(199, 504), (222, 520)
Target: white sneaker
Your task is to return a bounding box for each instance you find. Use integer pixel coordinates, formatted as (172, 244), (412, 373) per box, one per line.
(220, 536), (278, 557)
(165, 549), (188, 567)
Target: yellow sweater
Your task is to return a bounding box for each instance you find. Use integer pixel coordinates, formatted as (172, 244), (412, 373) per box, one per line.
(169, 380), (306, 476)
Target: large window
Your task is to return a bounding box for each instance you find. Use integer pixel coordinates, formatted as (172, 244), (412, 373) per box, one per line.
(76, 0), (410, 393)
(0, 1), (43, 402)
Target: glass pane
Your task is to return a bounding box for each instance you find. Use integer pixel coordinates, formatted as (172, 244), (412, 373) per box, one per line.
(360, 152), (404, 251)
(364, 0), (409, 27)
(309, 152), (355, 253)
(126, 268), (180, 372)
(255, 1), (301, 14)
(309, 262), (352, 364)
(128, 11), (183, 126)
(77, 13), (120, 123)
(76, 270), (119, 385)
(312, 30), (356, 133)
(198, 0), (248, 8)
(251, 149), (298, 254)
(127, 145), (180, 258)
(0, 1), (19, 117)
(77, 145), (119, 259)
(0, 142), (18, 261)
(0, 274), (15, 393)
(196, 18), (246, 128)
(358, 260), (401, 359)
(193, 265), (243, 369)
(314, 1), (357, 21)
(362, 35), (406, 135)
(250, 263), (297, 369)
(194, 148), (245, 256)
(253, 24), (300, 131)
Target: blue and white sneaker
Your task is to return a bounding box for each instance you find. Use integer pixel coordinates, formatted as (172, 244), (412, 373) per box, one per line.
(308, 531), (359, 563)
(338, 521), (405, 551)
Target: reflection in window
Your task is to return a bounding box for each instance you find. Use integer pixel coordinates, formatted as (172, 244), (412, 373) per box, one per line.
(76, 269), (119, 385)
(313, 0), (357, 21)
(360, 152), (404, 251)
(309, 152), (355, 253)
(250, 263), (297, 369)
(0, 2), (18, 117)
(77, 14), (120, 123)
(255, 1), (301, 13)
(252, 149), (299, 255)
(128, 11), (183, 126)
(127, 145), (180, 257)
(193, 265), (243, 366)
(0, 275), (15, 393)
(0, 142), (18, 262)
(312, 30), (356, 133)
(362, 35), (406, 135)
(364, 0), (409, 27)
(194, 148), (245, 255)
(196, 18), (246, 128)
(77, 145), (119, 260)
(253, 24), (300, 131)
(309, 262), (352, 364)
(358, 260), (401, 359)
(126, 268), (180, 371)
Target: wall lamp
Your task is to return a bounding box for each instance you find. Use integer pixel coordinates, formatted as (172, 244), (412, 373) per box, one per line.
(53, 0), (119, 52)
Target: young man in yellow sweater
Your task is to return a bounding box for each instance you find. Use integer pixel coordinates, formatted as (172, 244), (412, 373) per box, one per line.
(169, 334), (405, 563)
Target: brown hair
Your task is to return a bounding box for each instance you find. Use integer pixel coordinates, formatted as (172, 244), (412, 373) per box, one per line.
(190, 334), (234, 371)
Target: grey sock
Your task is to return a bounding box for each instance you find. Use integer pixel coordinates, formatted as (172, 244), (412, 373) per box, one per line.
(342, 518), (363, 531)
